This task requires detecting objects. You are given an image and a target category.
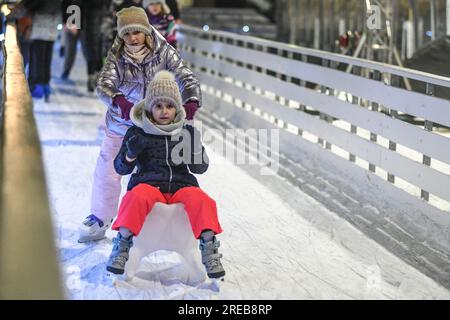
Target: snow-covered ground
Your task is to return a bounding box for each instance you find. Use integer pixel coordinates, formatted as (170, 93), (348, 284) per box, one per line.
(32, 43), (450, 299)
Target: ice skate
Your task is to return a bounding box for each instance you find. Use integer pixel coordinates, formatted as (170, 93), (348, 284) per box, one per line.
(78, 214), (112, 243)
(199, 236), (226, 279)
(106, 233), (133, 275)
(31, 84), (44, 99)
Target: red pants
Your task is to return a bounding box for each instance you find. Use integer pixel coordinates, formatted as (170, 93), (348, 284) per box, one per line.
(112, 184), (222, 239)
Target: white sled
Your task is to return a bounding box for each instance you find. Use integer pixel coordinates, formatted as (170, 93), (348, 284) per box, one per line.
(124, 203), (207, 286)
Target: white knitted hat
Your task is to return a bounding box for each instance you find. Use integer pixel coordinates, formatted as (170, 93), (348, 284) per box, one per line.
(130, 71), (186, 136)
(116, 6), (152, 38)
(145, 70), (182, 112)
(143, 0), (167, 8)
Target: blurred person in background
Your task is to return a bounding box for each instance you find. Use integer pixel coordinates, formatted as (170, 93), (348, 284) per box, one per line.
(6, 2), (33, 72)
(60, 0), (109, 91)
(8, 0), (63, 102)
(16, 11), (32, 72)
(166, 0), (181, 24)
(142, 0), (177, 49)
(80, 0), (110, 92)
(60, 0), (82, 81)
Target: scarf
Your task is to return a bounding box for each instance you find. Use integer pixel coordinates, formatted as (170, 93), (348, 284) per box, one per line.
(124, 43), (150, 64)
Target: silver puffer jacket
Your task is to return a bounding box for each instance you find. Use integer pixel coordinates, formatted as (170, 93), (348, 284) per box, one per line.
(97, 26), (202, 136)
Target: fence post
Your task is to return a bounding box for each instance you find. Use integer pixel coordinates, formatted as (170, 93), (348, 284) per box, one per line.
(369, 69), (381, 173)
(388, 74), (400, 184)
(349, 66), (361, 163)
(318, 58), (328, 148)
(421, 83), (435, 201)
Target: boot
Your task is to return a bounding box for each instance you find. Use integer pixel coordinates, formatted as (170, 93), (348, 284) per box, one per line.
(43, 84), (51, 102)
(106, 233), (133, 275)
(199, 236), (225, 279)
(78, 214), (113, 243)
(31, 84), (44, 99)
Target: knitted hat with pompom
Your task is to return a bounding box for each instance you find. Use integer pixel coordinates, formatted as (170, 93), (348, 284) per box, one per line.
(130, 71), (186, 136)
(117, 6), (152, 38)
(145, 70), (182, 112)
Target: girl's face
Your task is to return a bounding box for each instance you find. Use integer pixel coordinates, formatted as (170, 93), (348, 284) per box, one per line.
(147, 2), (163, 15)
(151, 102), (177, 125)
(123, 31), (146, 46)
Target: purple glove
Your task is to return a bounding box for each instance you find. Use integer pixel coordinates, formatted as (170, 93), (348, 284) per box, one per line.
(113, 95), (134, 121)
(183, 100), (199, 120)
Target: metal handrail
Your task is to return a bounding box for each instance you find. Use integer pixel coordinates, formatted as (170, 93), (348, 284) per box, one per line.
(180, 24), (450, 88)
(0, 21), (63, 299)
(178, 23), (450, 206)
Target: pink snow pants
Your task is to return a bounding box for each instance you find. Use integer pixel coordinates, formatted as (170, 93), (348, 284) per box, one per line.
(90, 129), (124, 222)
(112, 184), (223, 239)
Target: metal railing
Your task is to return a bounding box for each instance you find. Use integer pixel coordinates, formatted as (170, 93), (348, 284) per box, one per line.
(0, 21), (62, 299)
(178, 24), (450, 214)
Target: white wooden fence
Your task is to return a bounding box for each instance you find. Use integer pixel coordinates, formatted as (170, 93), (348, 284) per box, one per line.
(178, 25), (450, 213)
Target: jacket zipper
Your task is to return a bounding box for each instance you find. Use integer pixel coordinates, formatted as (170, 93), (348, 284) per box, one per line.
(165, 136), (173, 193)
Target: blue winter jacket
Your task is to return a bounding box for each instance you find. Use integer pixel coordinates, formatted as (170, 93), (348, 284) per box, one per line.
(114, 125), (209, 193)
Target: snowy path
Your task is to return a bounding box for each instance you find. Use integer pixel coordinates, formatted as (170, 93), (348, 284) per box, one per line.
(33, 45), (450, 300)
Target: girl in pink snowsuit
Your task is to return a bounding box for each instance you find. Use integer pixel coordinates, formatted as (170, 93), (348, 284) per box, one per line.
(79, 6), (201, 243)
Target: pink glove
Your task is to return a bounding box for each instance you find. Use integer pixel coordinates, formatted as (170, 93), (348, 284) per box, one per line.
(113, 95), (134, 121)
(166, 34), (177, 45)
(183, 100), (199, 120)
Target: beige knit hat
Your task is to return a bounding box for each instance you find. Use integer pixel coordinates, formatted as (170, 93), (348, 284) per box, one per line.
(130, 71), (186, 136)
(117, 6), (152, 38)
(145, 70), (182, 112)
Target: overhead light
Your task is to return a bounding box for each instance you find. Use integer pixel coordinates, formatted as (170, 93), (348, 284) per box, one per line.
(243, 25), (250, 33)
(203, 25), (210, 32)
(57, 24), (63, 31)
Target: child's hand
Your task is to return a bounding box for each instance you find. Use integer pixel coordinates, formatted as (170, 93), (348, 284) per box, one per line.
(126, 134), (146, 159)
(113, 95), (134, 121)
